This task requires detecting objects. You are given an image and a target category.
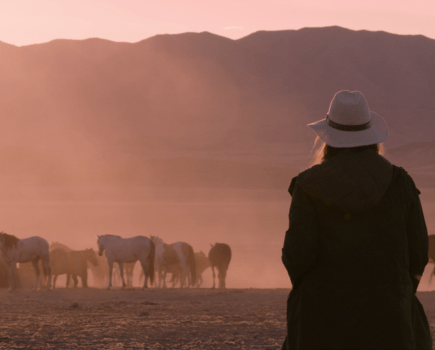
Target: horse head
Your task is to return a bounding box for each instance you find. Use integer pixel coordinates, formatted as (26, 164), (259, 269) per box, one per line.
(0, 232), (19, 251)
(96, 235), (105, 256)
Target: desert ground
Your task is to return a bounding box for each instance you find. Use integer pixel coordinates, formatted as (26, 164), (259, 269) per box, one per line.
(0, 288), (287, 350)
(0, 288), (435, 350)
(1, 167), (435, 349)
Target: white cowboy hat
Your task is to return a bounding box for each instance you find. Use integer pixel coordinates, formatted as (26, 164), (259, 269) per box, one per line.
(308, 90), (388, 148)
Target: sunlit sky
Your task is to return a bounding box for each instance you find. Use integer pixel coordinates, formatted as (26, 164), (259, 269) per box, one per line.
(0, 0), (434, 46)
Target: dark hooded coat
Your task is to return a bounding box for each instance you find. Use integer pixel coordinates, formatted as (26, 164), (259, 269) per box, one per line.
(282, 149), (431, 350)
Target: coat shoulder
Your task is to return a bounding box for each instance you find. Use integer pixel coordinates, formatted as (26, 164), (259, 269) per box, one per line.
(288, 164), (322, 197)
(288, 176), (298, 196)
(392, 165), (421, 195)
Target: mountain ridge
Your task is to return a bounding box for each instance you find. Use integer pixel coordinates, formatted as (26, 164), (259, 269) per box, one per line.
(0, 26), (433, 186)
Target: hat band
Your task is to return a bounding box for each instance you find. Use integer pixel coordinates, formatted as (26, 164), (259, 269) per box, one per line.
(326, 115), (371, 132)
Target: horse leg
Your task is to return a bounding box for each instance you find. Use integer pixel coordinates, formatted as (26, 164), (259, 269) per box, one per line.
(127, 266), (133, 287)
(43, 257), (51, 290)
(179, 261), (190, 288)
(139, 260), (148, 289)
(107, 260), (113, 290)
(82, 269), (88, 288)
(162, 269), (168, 288)
(197, 274), (203, 288)
(72, 274), (78, 287)
(118, 262), (126, 289)
(218, 268), (225, 288)
(222, 263), (230, 288)
(7, 263), (16, 291)
(53, 274), (58, 289)
(32, 258), (41, 290)
(158, 267), (165, 288)
(171, 273), (178, 288)
(154, 263), (160, 287)
(211, 266), (216, 289)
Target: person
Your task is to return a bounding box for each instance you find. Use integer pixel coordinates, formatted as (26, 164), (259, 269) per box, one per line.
(281, 90), (432, 350)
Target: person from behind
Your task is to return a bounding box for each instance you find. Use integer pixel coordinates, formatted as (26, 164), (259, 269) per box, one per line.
(281, 90), (432, 350)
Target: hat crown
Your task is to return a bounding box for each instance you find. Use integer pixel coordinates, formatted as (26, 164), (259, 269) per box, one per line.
(328, 91), (371, 126)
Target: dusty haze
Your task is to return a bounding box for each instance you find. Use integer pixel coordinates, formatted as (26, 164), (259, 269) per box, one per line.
(1, 27), (435, 289)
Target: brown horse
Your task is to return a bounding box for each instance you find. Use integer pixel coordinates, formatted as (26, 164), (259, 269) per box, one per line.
(169, 251), (210, 287)
(51, 248), (98, 288)
(50, 241), (73, 252)
(209, 243), (231, 289)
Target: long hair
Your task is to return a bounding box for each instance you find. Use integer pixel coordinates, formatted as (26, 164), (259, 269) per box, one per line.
(310, 136), (384, 166)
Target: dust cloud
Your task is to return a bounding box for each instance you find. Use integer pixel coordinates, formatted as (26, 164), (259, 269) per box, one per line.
(0, 185), (292, 289)
(1, 35), (435, 291)
(0, 37), (301, 290)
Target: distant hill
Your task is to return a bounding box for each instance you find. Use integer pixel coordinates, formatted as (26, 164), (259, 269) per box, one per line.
(0, 26), (434, 187)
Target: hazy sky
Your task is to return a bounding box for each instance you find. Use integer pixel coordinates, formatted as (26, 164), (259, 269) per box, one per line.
(1, 0), (434, 46)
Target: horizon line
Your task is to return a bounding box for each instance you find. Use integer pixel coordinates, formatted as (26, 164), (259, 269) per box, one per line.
(1, 26), (434, 48)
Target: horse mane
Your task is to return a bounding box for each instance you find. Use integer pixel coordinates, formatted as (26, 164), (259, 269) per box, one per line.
(0, 232), (20, 250)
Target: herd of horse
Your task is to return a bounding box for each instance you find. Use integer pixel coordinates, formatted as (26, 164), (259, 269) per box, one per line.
(0, 232), (232, 291)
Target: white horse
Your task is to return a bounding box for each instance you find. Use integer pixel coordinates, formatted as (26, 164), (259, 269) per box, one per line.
(0, 232), (51, 291)
(96, 235), (155, 290)
(151, 235), (196, 288)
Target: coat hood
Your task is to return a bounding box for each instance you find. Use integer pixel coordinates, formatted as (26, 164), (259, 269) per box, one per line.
(294, 149), (393, 213)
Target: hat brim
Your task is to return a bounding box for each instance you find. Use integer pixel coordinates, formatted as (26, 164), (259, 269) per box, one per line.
(308, 111), (388, 148)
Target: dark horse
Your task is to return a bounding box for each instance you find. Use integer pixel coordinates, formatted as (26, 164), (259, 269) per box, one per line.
(51, 248), (98, 288)
(208, 243), (231, 289)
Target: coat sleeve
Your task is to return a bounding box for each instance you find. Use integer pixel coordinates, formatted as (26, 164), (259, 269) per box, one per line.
(405, 174), (429, 278)
(282, 178), (319, 290)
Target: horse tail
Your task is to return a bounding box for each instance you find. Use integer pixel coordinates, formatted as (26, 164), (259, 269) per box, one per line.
(148, 239), (155, 285)
(40, 259), (49, 287)
(187, 245), (196, 287)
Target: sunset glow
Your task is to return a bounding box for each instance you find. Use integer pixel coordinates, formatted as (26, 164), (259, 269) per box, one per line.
(1, 0), (434, 46)
(0, 0), (435, 347)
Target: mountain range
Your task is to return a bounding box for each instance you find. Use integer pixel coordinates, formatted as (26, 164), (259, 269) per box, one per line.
(0, 26), (434, 187)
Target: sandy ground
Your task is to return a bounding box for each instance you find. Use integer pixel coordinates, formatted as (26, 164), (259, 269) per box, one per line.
(1, 288), (435, 350)
(0, 288), (287, 350)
